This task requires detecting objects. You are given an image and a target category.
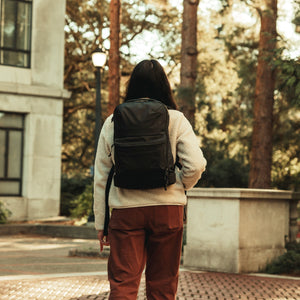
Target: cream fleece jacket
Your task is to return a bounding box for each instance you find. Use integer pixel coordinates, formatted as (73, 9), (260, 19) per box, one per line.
(93, 109), (207, 230)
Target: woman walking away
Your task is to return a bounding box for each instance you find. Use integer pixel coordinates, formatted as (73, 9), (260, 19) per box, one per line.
(94, 59), (207, 300)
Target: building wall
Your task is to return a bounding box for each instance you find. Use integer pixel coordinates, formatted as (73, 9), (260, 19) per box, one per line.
(0, 0), (70, 220)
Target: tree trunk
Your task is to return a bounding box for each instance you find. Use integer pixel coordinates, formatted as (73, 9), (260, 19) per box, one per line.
(249, 0), (277, 188)
(178, 0), (199, 128)
(108, 0), (121, 115)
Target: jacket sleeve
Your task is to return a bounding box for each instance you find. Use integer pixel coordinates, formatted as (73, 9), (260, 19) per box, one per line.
(176, 115), (207, 190)
(93, 117), (113, 230)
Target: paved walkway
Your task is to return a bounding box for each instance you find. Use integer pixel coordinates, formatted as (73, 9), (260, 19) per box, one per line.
(0, 236), (299, 300)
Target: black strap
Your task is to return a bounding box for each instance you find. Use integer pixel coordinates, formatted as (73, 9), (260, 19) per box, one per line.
(103, 165), (114, 236)
(175, 156), (187, 222)
(175, 155), (182, 170)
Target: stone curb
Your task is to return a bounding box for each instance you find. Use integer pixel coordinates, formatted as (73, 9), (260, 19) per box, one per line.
(68, 248), (110, 258)
(0, 224), (98, 239)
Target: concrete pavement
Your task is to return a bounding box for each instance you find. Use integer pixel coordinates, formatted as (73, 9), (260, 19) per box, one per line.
(0, 235), (106, 277)
(0, 235), (299, 300)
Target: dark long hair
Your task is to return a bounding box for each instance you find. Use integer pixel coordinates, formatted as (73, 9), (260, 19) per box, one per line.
(124, 59), (177, 109)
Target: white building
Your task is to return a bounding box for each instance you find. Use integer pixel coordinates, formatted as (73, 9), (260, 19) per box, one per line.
(0, 0), (70, 220)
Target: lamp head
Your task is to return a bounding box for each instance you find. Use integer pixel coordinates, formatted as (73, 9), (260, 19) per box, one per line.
(92, 47), (107, 68)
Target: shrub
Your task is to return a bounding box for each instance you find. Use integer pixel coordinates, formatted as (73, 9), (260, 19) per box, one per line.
(197, 157), (249, 188)
(70, 183), (93, 219)
(264, 242), (300, 275)
(0, 201), (11, 224)
(286, 241), (300, 252)
(60, 174), (92, 216)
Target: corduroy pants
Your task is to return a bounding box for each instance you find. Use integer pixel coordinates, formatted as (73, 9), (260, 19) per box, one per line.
(107, 205), (184, 300)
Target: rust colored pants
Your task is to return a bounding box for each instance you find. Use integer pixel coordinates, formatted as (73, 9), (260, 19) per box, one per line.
(107, 205), (184, 300)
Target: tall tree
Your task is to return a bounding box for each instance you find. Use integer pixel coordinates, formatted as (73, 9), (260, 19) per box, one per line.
(249, 0), (277, 188)
(178, 0), (199, 128)
(108, 0), (121, 115)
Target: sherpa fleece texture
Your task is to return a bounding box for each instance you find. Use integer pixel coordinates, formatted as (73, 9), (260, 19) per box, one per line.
(93, 109), (207, 230)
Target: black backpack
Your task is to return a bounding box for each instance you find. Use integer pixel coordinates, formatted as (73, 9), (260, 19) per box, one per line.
(113, 98), (176, 189)
(103, 98), (178, 235)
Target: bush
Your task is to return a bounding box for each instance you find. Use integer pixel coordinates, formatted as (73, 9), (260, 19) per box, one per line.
(197, 157), (249, 188)
(264, 242), (300, 276)
(286, 241), (300, 252)
(60, 174), (92, 216)
(0, 201), (11, 224)
(70, 183), (93, 219)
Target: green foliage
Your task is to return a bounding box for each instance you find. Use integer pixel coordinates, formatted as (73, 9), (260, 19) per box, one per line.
(63, 0), (110, 175)
(197, 144), (249, 188)
(286, 241), (300, 252)
(264, 251), (300, 275)
(63, 0), (181, 176)
(121, 1), (181, 63)
(272, 57), (300, 191)
(60, 175), (92, 216)
(70, 184), (93, 219)
(202, 158), (249, 188)
(0, 201), (11, 224)
(194, 0), (300, 190)
(264, 242), (300, 275)
(192, 0), (256, 188)
(292, 1), (300, 26)
(276, 59), (300, 107)
(62, 0), (300, 191)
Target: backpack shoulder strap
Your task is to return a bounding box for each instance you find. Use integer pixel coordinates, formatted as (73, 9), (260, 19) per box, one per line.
(175, 155), (182, 170)
(103, 165), (114, 236)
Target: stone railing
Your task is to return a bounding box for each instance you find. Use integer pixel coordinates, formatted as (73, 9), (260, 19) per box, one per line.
(183, 188), (299, 273)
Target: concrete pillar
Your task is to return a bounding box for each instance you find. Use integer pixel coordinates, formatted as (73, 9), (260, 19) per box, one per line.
(183, 188), (299, 273)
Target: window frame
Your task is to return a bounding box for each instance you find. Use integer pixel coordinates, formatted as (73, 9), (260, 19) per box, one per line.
(0, 0), (33, 68)
(0, 112), (25, 196)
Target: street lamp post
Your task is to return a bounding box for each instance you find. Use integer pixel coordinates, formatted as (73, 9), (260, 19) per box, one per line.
(88, 47), (107, 224)
(92, 47), (107, 153)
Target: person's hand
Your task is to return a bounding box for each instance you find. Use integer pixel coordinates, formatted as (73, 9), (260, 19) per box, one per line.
(97, 230), (110, 252)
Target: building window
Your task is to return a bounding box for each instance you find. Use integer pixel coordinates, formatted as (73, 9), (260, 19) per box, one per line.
(0, 0), (32, 68)
(0, 112), (24, 196)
